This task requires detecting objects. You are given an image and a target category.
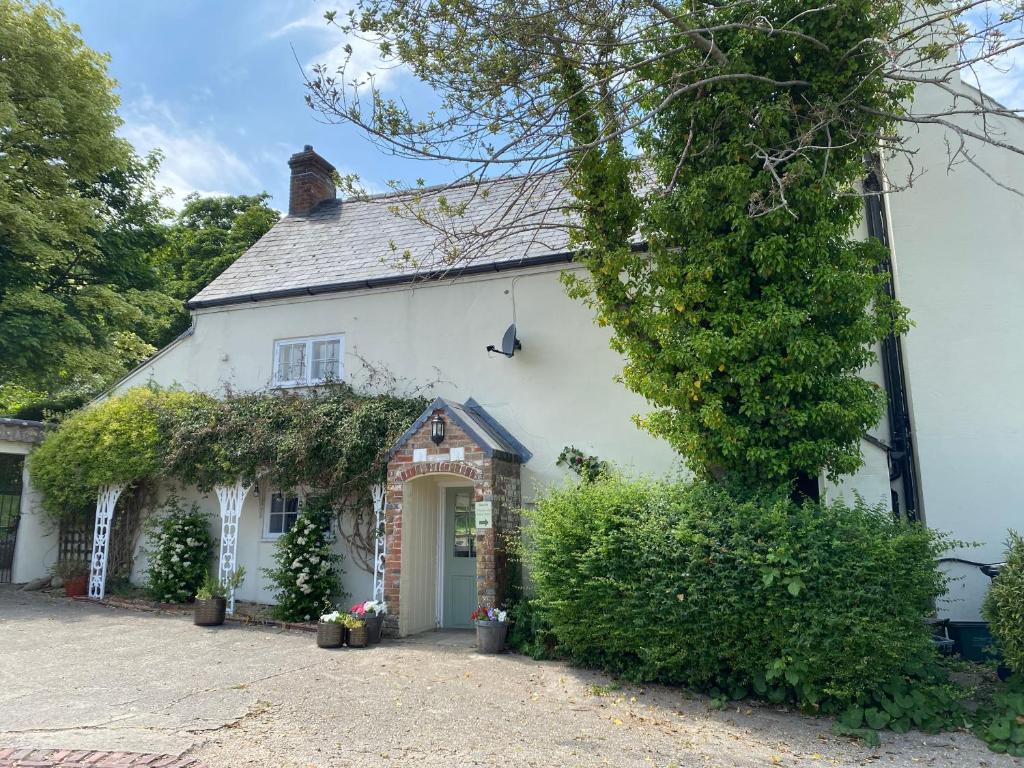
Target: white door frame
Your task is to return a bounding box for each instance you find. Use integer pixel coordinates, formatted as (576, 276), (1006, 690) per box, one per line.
(434, 480), (474, 628)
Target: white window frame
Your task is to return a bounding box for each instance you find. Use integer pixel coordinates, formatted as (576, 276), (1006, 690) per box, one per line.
(262, 489), (301, 540)
(272, 334), (345, 388)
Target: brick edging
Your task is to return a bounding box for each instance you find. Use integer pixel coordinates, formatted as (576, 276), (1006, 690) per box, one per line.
(0, 747), (205, 767)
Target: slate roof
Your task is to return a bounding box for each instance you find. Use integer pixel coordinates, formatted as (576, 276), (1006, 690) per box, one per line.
(189, 173), (574, 308)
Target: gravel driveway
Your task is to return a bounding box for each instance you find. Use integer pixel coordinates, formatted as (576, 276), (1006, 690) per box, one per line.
(0, 586), (1018, 768)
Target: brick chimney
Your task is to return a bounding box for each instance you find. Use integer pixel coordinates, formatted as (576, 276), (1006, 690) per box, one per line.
(288, 145), (336, 216)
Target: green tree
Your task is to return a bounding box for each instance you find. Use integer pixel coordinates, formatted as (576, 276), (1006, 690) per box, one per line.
(154, 193), (279, 302)
(308, 0), (1024, 492)
(0, 1), (179, 402)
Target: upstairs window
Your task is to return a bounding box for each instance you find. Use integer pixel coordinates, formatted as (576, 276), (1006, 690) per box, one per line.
(272, 334), (344, 387)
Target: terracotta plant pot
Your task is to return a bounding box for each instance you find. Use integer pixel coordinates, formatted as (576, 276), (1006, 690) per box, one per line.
(64, 575), (88, 598)
(475, 620), (509, 654)
(193, 596), (226, 626)
(317, 622), (345, 648)
(347, 624), (369, 647)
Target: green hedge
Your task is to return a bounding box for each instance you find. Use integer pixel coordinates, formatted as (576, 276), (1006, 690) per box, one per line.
(984, 532), (1024, 675)
(525, 477), (949, 708)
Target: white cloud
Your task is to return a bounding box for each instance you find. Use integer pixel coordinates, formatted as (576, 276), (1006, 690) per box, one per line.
(268, 4), (403, 90)
(971, 54), (1024, 111)
(120, 96), (263, 210)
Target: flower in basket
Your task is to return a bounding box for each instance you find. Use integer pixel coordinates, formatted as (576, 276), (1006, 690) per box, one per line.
(342, 614), (365, 629)
(351, 599), (387, 616)
(319, 610), (344, 624)
(470, 605), (507, 623)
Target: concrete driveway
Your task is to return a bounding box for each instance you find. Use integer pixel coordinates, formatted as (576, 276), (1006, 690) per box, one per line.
(0, 587), (1017, 768)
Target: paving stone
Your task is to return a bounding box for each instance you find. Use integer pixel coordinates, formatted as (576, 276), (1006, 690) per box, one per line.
(0, 750), (206, 768)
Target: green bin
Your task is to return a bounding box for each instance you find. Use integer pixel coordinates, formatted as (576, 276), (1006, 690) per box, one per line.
(947, 622), (997, 662)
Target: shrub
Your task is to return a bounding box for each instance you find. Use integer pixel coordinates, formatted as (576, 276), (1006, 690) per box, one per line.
(984, 532), (1024, 675)
(144, 497), (213, 603)
(525, 476), (949, 709)
(28, 387), (204, 522)
(263, 497), (345, 622)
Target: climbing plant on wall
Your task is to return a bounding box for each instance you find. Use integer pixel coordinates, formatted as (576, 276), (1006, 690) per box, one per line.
(161, 385), (426, 570)
(28, 387), (201, 522)
(31, 385), (426, 570)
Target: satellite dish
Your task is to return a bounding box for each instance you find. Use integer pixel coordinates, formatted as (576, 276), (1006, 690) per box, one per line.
(486, 323), (522, 358)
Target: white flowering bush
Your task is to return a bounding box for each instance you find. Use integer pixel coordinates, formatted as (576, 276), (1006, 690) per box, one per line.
(264, 498), (345, 622)
(145, 496), (213, 603)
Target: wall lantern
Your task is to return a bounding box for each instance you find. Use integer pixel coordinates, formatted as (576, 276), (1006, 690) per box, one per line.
(430, 413), (446, 445)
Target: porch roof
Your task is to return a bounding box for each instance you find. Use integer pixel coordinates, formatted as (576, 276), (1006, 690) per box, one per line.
(0, 417), (49, 446)
(387, 397), (531, 464)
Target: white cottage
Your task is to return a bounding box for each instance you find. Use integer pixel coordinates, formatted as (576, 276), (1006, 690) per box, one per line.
(9, 77), (1024, 637)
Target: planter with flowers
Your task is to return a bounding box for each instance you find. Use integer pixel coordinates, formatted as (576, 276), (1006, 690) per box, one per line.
(344, 614), (368, 647)
(472, 605), (509, 653)
(350, 600), (387, 643)
(193, 568), (245, 627)
(52, 560), (90, 598)
(317, 610), (347, 648)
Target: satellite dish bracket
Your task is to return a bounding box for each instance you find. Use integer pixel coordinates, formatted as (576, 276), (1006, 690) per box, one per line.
(486, 323), (522, 358)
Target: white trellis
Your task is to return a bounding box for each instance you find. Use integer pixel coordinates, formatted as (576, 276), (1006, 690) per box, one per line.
(371, 483), (387, 604)
(215, 480), (253, 615)
(88, 484), (124, 600)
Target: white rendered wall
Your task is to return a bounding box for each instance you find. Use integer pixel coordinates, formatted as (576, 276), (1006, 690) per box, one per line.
(3, 440), (57, 583)
(115, 263), (683, 504)
(130, 481), (376, 608)
(884, 80), (1024, 621)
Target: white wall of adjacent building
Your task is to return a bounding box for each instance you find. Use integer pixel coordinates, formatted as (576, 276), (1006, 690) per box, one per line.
(2, 438), (57, 584)
(882, 80), (1024, 622)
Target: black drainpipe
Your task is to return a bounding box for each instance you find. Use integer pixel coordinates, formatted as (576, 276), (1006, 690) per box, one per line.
(864, 171), (920, 522)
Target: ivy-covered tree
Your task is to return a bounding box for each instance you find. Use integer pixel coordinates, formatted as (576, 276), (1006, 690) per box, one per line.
(305, 0), (1024, 492)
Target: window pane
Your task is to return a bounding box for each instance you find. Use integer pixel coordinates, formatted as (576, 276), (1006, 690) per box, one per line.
(285, 495), (299, 513)
(452, 508), (476, 558)
(268, 514), (283, 534)
(276, 342), (306, 383)
(270, 493), (284, 515)
(283, 513), (298, 534)
(311, 339), (340, 381)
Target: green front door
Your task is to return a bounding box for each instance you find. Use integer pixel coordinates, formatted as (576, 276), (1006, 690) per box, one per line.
(442, 487), (477, 628)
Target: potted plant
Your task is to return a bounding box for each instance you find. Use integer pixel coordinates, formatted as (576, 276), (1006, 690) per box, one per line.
(317, 610), (347, 648)
(52, 560), (90, 598)
(350, 600), (387, 643)
(193, 567), (245, 627)
(344, 614), (368, 647)
(472, 605), (509, 654)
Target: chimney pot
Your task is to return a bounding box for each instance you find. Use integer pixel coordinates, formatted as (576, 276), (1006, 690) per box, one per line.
(288, 146), (336, 216)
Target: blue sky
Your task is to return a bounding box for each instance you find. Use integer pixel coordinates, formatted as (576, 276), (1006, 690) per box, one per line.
(56, 2), (1024, 212)
(58, 0), (433, 210)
